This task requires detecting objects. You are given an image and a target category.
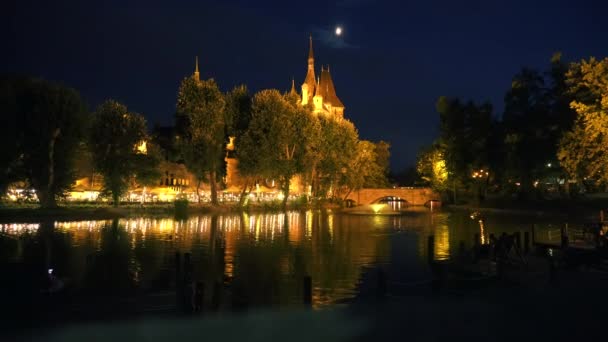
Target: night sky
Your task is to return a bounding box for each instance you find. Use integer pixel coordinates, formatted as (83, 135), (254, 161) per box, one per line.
(4, 0), (608, 171)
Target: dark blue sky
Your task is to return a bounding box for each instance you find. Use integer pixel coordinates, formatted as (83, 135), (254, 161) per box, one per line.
(4, 0), (608, 171)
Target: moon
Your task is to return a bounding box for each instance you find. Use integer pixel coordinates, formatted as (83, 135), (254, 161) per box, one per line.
(335, 26), (342, 36)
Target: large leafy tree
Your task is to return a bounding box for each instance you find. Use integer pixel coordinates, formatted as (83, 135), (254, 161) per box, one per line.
(416, 144), (449, 194)
(436, 97), (493, 202)
(343, 140), (384, 198)
(176, 77), (226, 205)
(0, 76), (88, 207)
(89, 100), (159, 206)
(224, 85), (255, 204)
(558, 57), (608, 188)
(316, 117), (359, 199)
(240, 89), (316, 207)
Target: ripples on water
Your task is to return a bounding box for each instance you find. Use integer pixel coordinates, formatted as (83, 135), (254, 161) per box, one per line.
(0, 208), (563, 308)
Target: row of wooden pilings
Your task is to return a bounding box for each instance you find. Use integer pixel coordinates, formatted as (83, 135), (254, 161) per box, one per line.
(174, 251), (314, 313)
(426, 227), (558, 288)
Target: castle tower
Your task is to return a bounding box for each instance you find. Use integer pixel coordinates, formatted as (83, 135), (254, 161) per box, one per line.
(301, 35), (316, 105)
(193, 56), (200, 82)
(313, 73), (324, 113)
(319, 64), (344, 118)
(290, 78), (298, 97)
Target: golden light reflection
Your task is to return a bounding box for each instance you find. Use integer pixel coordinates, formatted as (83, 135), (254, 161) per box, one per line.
(328, 214), (334, 242)
(434, 223), (450, 261)
(370, 203), (387, 213)
(306, 210), (313, 238)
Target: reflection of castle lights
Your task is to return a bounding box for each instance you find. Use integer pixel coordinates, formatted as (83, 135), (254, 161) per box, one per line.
(306, 210), (313, 238)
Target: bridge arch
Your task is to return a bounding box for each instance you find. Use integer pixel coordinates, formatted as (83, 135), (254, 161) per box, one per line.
(346, 188), (439, 206)
(372, 196), (410, 210)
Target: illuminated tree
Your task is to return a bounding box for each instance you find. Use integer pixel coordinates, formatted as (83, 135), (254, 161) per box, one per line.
(342, 140), (385, 198)
(176, 77), (226, 205)
(89, 100), (159, 206)
(416, 145), (448, 194)
(316, 117), (358, 199)
(0, 76), (88, 207)
(239, 89), (316, 207)
(558, 57), (608, 188)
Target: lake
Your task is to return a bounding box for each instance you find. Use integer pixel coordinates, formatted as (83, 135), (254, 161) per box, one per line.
(0, 208), (566, 313)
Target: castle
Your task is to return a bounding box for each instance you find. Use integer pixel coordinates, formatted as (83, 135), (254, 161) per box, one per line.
(64, 37), (345, 202)
(297, 36), (345, 119)
(225, 36), (346, 193)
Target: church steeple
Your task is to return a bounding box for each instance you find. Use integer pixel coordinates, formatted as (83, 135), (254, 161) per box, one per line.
(193, 56), (200, 82)
(301, 35), (316, 105)
(308, 34), (314, 63)
(290, 77), (297, 96)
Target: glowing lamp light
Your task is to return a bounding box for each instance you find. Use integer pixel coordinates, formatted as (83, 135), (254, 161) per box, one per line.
(335, 26), (342, 36)
(370, 203), (386, 214)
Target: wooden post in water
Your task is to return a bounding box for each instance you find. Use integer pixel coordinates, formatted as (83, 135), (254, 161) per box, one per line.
(548, 254), (556, 284)
(303, 276), (312, 306)
(194, 281), (204, 313)
(377, 268), (387, 298)
(531, 224), (536, 246)
(212, 281), (221, 312)
(458, 240), (465, 257)
(560, 225), (569, 249)
(514, 232), (521, 250)
(427, 235), (435, 264)
(175, 251), (182, 312)
(489, 233), (496, 260)
(473, 233), (480, 262)
(524, 232), (530, 254)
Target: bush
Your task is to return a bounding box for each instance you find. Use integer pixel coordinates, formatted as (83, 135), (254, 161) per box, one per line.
(174, 198), (189, 217)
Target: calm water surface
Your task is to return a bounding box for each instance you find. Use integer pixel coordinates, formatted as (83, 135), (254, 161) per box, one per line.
(0, 208), (564, 309)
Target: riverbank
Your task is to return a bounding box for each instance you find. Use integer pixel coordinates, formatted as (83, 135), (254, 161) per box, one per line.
(0, 201), (342, 223)
(447, 195), (608, 220)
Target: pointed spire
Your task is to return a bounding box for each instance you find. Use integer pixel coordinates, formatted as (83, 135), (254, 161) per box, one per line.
(193, 56), (200, 82)
(315, 76), (322, 97)
(290, 77), (297, 95)
(308, 34), (314, 62)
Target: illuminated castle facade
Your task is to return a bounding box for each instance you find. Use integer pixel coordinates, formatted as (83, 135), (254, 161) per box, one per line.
(297, 36), (345, 119)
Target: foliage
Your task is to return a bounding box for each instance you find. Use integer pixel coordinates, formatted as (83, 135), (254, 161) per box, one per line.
(89, 100), (159, 206)
(316, 117), (359, 199)
(0, 76), (88, 207)
(416, 145), (449, 193)
(240, 89), (317, 207)
(558, 57), (608, 186)
(435, 96), (494, 201)
(343, 140), (385, 197)
(176, 76), (226, 204)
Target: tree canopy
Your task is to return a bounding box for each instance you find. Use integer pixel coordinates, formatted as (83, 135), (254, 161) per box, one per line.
(89, 100), (159, 205)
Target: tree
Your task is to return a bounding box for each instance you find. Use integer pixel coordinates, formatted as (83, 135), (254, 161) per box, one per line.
(176, 77), (226, 205)
(316, 117), (359, 199)
(558, 57), (608, 188)
(436, 96), (494, 202)
(89, 100), (159, 206)
(367, 141), (391, 188)
(224, 85), (254, 204)
(0, 76), (88, 208)
(343, 140), (384, 198)
(416, 144), (449, 195)
(240, 89), (316, 208)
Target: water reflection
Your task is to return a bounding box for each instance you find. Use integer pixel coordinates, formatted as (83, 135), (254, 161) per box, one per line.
(0, 209), (568, 310)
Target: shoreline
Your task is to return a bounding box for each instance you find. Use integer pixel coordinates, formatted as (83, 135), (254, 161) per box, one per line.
(1, 196), (606, 223)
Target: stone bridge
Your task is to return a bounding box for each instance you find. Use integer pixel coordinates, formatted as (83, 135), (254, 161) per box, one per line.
(346, 187), (440, 206)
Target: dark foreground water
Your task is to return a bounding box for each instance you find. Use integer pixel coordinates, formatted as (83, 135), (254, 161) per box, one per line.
(0, 208), (570, 322)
